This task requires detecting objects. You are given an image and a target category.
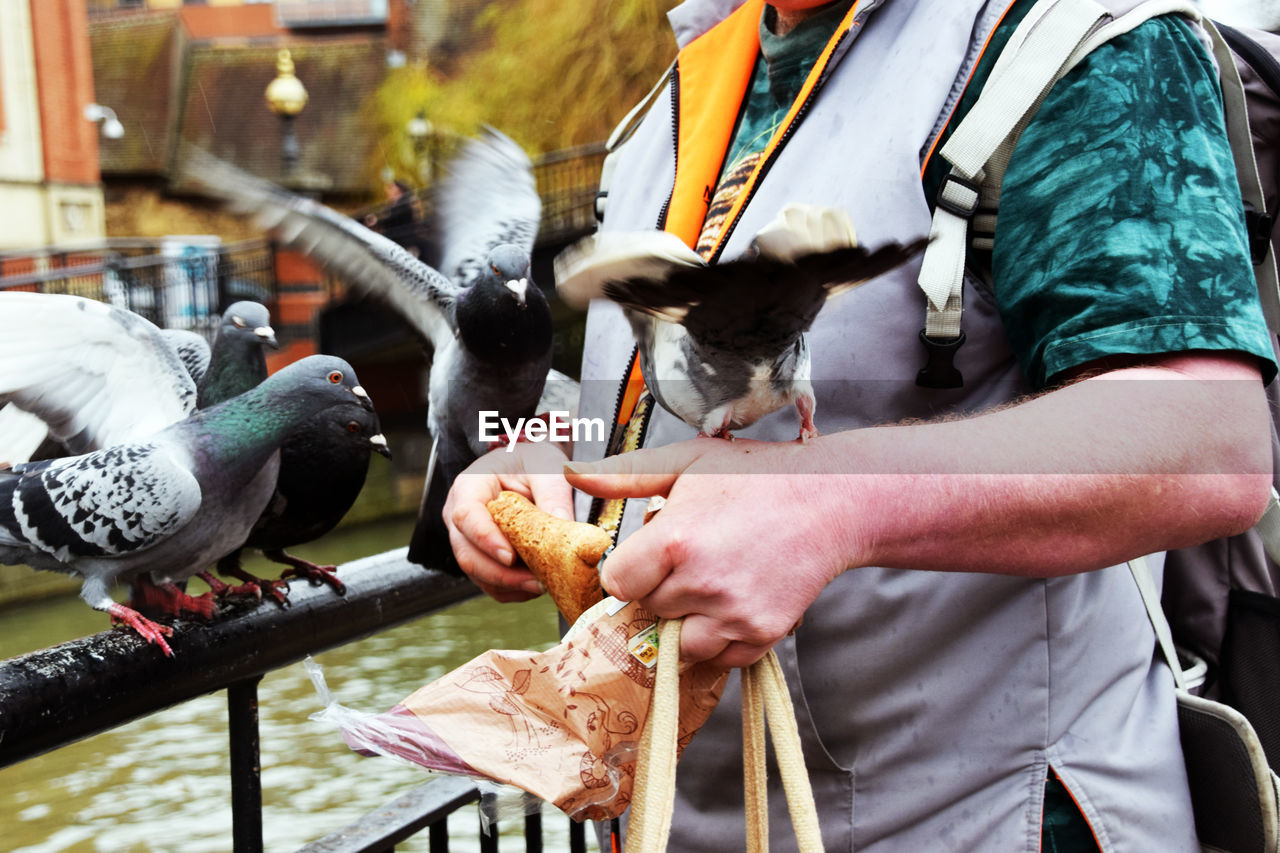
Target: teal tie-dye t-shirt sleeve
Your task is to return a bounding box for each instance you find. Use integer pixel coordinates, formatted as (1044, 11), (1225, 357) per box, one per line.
(993, 15), (1276, 388)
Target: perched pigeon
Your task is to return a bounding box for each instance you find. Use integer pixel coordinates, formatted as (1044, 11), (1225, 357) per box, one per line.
(0, 354), (373, 655)
(181, 132), (553, 574)
(196, 301), (278, 407)
(556, 204), (926, 439)
(0, 292), (386, 604)
(213, 401), (391, 601)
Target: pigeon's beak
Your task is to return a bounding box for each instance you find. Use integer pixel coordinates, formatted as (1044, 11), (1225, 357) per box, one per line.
(351, 385), (375, 412)
(505, 278), (529, 307)
(256, 326), (280, 349)
(370, 433), (392, 459)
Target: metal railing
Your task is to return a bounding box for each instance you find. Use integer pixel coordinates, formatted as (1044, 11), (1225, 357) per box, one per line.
(0, 550), (590, 852)
(0, 239), (281, 342)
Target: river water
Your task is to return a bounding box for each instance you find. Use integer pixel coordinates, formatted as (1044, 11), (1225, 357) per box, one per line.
(0, 516), (590, 852)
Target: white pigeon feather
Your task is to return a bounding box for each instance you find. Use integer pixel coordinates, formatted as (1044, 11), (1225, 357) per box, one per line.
(0, 292), (199, 453)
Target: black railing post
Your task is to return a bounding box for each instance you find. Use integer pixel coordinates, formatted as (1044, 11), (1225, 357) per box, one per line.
(229, 675), (265, 853)
(429, 818), (449, 852)
(479, 792), (499, 853)
(568, 821), (586, 853)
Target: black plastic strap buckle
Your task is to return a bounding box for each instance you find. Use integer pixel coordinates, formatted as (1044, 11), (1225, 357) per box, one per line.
(1244, 203), (1276, 265)
(916, 328), (966, 389)
(935, 173), (982, 219)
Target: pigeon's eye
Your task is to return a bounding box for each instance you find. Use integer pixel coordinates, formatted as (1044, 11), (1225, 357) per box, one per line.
(491, 263), (500, 275)
(346, 421), (360, 434)
(328, 371), (343, 384)
(231, 316), (247, 328)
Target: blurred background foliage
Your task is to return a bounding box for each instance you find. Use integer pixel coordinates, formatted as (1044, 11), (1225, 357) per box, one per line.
(370, 0), (681, 188)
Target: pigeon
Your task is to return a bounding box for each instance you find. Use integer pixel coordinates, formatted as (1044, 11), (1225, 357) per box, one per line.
(0, 292), (389, 604)
(0, 354), (374, 655)
(196, 300), (278, 407)
(555, 204), (927, 439)
(212, 400), (391, 601)
(180, 131), (553, 574)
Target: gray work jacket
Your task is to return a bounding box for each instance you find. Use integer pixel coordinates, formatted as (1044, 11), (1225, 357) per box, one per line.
(573, 0), (1198, 849)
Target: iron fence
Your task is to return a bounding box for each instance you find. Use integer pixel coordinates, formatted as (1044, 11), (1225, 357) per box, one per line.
(0, 551), (590, 852)
(0, 239), (280, 342)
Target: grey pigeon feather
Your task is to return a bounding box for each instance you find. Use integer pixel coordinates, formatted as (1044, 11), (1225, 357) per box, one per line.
(0, 354), (373, 655)
(181, 135), (554, 573)
(0, 294), (277, 465)
(0, 292), (385, 604)
(161, 329), (213, 386)
(556, 204), (926, 439)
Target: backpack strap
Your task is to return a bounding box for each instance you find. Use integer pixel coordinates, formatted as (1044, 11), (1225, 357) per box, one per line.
(916, 0), (1203, 387)
(1202, 18), (1280, 333)
(1128, 555), (1189, 690)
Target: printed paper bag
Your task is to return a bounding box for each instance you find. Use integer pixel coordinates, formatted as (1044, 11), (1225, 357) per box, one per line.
(329, 599), (729, 820)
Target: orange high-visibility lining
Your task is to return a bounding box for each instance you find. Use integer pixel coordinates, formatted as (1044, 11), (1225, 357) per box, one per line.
(706, 1), (861, 260)
(617, 356), (648, 426)
(1040, 768), (1104, 852)
(621, 0), (865, 428)
(664, 0), (765, 248)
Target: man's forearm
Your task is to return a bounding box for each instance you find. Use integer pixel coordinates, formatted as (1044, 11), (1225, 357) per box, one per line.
(813, 353), (1272, 576)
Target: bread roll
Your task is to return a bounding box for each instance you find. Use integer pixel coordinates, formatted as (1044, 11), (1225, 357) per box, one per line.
(486, 490), (611, 623)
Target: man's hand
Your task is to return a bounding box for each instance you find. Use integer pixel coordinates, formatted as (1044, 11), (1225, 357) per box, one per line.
(564, 352), (1271, 668)
(566, 438), (856, 668)
(444, 441), (574, 602)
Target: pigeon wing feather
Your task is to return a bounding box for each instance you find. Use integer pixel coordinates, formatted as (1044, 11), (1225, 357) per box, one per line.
(555, 230), (706, 310)
(426, 127), (542, 290)
(0, 443), (201, 562)
(182, 148), (459, 351)
(0, 292), (197, 452)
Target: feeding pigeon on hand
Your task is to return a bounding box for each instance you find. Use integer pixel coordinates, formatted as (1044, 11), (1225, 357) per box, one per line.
(181, 130), (555, 575)
(0, 354), (374, 656)
(555, 204), (927, 440)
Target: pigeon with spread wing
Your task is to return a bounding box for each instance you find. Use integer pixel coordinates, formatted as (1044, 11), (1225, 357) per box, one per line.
(556, 204), (926, 439)
(0, 355), (373, 655)
(183, 131), (553, 574)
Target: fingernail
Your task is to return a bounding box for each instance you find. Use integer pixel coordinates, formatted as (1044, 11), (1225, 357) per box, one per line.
(550, 507), (572, 520)
(563, 460), (594, 475)
(496, 548), (513, 566)
(522, 579), (544, 595)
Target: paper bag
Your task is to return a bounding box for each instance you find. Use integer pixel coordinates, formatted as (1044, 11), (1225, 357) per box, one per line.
(324, 598), (728, 820)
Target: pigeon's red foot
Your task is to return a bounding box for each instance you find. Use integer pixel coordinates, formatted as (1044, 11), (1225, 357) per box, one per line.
(196, 571), (263, 601)
(216, 556), (291, 607)
(107, 603), (175, 656)
(131, 578), (218, 619)
(795, 393), (820, 443)
(270, 549), (347, 595)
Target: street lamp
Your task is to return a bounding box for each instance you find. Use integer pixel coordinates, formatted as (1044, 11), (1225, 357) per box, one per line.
(264, 49), (308, 175)
(84, 103), (125, 139)
(407, 110), (433, 183)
